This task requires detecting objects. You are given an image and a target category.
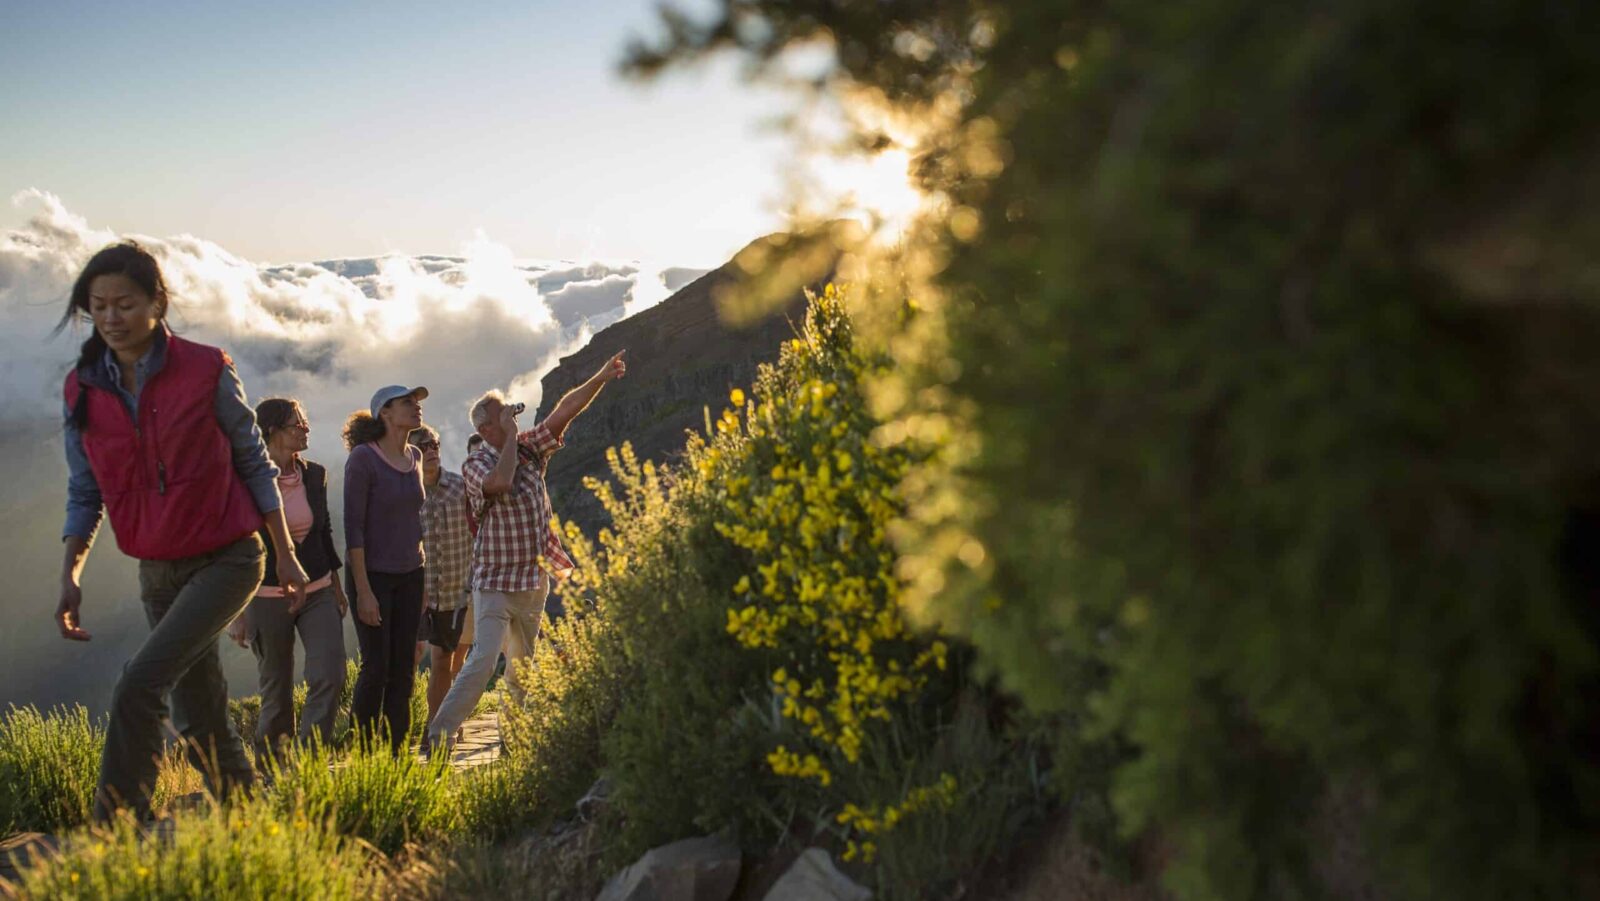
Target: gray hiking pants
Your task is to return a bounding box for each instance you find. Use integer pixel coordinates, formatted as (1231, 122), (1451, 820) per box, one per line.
(246, 583), (346, 765)
(94, 534), (263, 822)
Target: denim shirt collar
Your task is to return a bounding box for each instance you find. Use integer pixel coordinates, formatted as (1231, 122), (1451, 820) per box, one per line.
(81, 324), (171, 403)
(104, 323), (169, 382)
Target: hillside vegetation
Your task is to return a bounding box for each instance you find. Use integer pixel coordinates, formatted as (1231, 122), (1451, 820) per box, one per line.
(7, 1), (1600, 894)
(1, 288), (1052, 900)
(628, 0), (1600, 897)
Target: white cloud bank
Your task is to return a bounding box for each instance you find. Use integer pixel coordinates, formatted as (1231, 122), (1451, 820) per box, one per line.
(0, 189), (712, 709)
(0, 189), (709, 468)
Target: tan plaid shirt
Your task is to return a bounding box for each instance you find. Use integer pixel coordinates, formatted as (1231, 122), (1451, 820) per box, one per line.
(419, 469), (473, 611)
(461, 423), (574, 592)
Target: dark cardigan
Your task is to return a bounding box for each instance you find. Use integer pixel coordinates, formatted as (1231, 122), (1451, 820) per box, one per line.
(258, 458), (342, 586)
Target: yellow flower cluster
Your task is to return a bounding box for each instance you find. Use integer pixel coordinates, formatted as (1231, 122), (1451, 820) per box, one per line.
(838, 773), (961, 862)
(766, 745), (833, 786)
(717, 327), (940, 761)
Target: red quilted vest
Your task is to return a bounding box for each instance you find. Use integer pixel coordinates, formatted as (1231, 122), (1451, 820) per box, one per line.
(65, 333), (263, 561)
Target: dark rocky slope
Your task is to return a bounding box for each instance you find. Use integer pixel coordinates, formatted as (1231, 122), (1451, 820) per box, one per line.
(534, 232), (835, 537)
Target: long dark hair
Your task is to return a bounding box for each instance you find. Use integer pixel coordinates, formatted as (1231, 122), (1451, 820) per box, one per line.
(58, 241), (171, 429)
(256, 397), (305, 463)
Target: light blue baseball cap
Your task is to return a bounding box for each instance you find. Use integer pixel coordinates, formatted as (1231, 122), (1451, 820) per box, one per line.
(369, 384), (429, 418)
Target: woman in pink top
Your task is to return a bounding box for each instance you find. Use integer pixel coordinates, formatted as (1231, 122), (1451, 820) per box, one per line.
(228, 397), (348, 765)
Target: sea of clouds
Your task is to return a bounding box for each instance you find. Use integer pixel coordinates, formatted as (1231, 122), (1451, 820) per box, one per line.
(0, 189), (708, 466)
(0, 189), (709, 710)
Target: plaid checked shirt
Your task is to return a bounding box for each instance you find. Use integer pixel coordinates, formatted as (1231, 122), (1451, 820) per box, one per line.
(419, 469), (473, 611)
(461, 422), (574, 592)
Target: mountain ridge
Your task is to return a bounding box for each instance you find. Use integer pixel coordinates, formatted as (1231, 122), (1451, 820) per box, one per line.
(534, 231), (838, 537)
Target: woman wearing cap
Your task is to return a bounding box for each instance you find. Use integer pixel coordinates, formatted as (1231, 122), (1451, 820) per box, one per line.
(228, 397), (348, 765)
(342, 384), (427, 755)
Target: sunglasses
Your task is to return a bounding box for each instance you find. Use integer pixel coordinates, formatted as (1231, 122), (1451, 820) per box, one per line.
(414, 440), (440, 451)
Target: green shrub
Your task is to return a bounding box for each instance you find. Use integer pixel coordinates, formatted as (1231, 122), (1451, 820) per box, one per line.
(847, 698), (1050, 901)
(5, 801), (376, 900)
(263, 741), (458, 855)
(452, 758), (536, 844)
(552, 289), (1048, 896)
(564, 442), (776, 859)
(227, 694), (263, 751)
(0, 705), (102, 834)
(465, 597), (627, 842)
(390, 833), (608, 901)
(631, 1), (1600, 897)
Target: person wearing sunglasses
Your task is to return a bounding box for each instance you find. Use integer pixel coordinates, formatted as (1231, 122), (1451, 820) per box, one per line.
(228, 397), (348, 767)
(409, 425), (475, 753)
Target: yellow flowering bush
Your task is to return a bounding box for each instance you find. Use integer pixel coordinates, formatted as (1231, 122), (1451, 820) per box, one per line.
(704, 285), (972, 862)
(556, 286), (1047, 895)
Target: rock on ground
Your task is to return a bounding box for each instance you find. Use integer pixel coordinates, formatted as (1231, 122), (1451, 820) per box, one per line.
(761, 848), (870, 901)
(595, 835), (742, 901)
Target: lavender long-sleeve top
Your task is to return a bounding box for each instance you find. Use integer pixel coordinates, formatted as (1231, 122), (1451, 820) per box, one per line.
(343, 442), (425, 574)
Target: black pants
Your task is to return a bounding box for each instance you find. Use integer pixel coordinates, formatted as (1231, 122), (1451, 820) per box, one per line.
(350, 566), (424, 755)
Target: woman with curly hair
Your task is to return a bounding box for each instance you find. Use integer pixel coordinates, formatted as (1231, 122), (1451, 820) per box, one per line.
(343, 385), (427, 755)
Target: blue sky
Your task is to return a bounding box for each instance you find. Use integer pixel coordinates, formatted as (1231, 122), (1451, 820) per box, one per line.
(0, 0), (796, 266)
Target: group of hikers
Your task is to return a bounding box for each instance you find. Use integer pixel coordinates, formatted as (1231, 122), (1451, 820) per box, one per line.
(54, 241), (626, 822)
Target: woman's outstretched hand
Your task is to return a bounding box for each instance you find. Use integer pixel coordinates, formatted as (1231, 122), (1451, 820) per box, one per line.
(56, 581), (90, 641)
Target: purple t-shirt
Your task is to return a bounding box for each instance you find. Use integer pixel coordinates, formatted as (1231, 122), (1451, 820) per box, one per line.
(343, 442), (425, 574)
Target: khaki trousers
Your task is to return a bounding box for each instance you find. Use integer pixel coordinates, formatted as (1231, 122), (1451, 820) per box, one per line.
(427, 575), (548, 744)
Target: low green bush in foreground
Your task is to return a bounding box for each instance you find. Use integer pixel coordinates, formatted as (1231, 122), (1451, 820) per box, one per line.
(228, 659), (363, 754)
(3, 801), (377, 900)
(0, 705), (102, 835)
(263, 741), (458, 856)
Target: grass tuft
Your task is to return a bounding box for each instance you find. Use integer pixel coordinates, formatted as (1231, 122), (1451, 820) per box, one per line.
(0, 705), (102, 834)
(3, 800), (377, 900)
(263, 740), (459, 856)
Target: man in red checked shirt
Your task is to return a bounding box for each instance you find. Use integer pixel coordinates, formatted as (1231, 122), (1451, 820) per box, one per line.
(425, 350), (627, 754)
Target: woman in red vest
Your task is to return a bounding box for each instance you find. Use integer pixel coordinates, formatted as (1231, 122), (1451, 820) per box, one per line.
(56, 241), (310, 822)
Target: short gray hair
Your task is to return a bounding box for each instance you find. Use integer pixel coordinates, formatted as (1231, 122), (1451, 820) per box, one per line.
(469, 389), (506, 428)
